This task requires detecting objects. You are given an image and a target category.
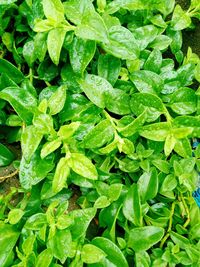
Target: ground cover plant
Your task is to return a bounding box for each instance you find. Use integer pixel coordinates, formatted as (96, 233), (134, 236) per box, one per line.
(0, 0), (200, 266)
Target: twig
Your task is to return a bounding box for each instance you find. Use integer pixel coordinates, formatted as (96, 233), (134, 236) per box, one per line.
(160, 201), (175, 249)
(0, 169), (19, 181)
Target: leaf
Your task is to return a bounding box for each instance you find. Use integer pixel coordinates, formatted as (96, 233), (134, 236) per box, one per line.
(169, 87), (197, 115)
(47, 28), (66, 65)
(102, 25), (139, 60)
(48, 229), (72, 264)
(105, 89), (131, 115)
(70, 153), (98, 180)
(64, 0), (94, 25)
(75, 9), (109, 43)
(128, 226), (165, 252)
(91, 237), (129, 267)
(123, 184), (142, 226)
(0, 223), (19, 267)
(171, 5), (191, 30)
(140, 122), (171, 141)
(132, 25), (158, 50)
(24, 213), (47, 230)
(98, 54), (121, 86)
(0, 143), (15, 167)
(20, 148), (55, 190)
(41, 139), (62, 159)
(8, 208), (24, 224)
(138, 169), (158, 202)
(164, 134), (176, 156)
(70, 208), (96, 240)
(36, 249), (53, 267)
(83, 119), (114, 148)
(144, 49), (162, 74)
(81, 244), (106, 264)
(42, 0), (64, 22)
(21, 125), (43, 161)
(130, 71), (164, 95)
(52, 157), (70, 193)
(69, 37), (96, 75)
(34, 32), (48, 62)
(0, 58), (24, 84)
(23, 40), (37, 67)
(79, 74), (113, 108)
(0, 86), (38, 124)
(47, 85), (67, 115)
(149, 35), (172, 50)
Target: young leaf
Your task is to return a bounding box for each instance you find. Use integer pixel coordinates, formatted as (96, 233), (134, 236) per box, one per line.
(70, 153), (98, 180)
(47, 28), (67, 65)
(81, 244), (106, 264)
(48, 85), (67, 115)
(52, 157), (70, 193)
(42, 0), (65, 22)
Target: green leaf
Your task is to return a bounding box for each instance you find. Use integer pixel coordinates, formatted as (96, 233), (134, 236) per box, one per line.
(91, 237), (129, 267)
(140, 122), (171, 141)
(94, 196), (111, 209)
(0, 86), (37, 124)
(24, 213), (47, 230)
(70, 153), (98, 180)
(23, 40), (37, 67)
(0, 143), (15, 167)
(149, 35), (172, 50)
(160, 174), (177, 194)
(0, 223), (19, 267)
(138, 169), (158, 202)
(128, 226), (164, 252)
(171, 4), (191, 30)
(83, 119), (114, 148)
(21, 125), (43, 161)
(41, 139), (62, 159)
(130, 71), (164, 95)
(123, 184), (142, 226)
(170, 231), (190, 249)
(79, 74), (113, 108)
(64, 0), (94, 25)
(81, 244), (106, 264)
(47, 28), (66, 65)
(48, 229), (72, 264)
(69, 37), (96, 75)
(118, 110), (147, 137)
(169, 87), (197, 115)
(47, 85), (67, 115)
(57, 122), (80, 140)
(75, 9), (108, 43)
(34, 32), (48, 62)
(36, 249), (53, 267)
(0, 58), (24, 84)
(144, 49), (162, 74)
(52, 157), (70, 193)
(132, 25), (158, 50)
(42, 0), (64, 22)
(98, 54), (121, 86)
(105, 89), (131, 115)
(130, 93), (165, 122)
(102, 25), (139, 60)
(70, 208), (96, 240)
(8, 208), (24, 224)
(20, 149), (55, 190)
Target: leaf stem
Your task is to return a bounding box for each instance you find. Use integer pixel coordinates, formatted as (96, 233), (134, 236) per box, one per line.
(180, 193), (190, 228)
(160, 201), (175, 249)
(0, 169), (19, 181)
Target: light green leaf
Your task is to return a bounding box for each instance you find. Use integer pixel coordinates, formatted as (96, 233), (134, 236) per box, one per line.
(52, 157), (70, 193)
(48, 85), (67, 115)
(70, 153), (98, 180)
(81, 244), (106, 264)
(42, 0), (65, 22)
(47, 28), (66, 65)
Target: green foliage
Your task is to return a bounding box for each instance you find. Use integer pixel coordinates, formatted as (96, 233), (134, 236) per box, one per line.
(0, 0), (200, 266)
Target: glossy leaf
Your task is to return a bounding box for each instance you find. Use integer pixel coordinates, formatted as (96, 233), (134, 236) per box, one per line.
(52, 157), (70, 193)
(123, 184), (142, 226)
(81, 244), (106, 264)
(128, 226), (164, 252)
(0, 58), (24, 84)
(70, 153), (98, 180)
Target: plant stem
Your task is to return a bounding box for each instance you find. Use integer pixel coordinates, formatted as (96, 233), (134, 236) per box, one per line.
(160, 201), (175, 249)
(0, 169), (19, 181)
